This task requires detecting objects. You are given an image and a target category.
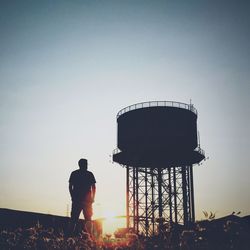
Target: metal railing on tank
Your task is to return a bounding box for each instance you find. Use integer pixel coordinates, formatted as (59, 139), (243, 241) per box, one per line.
(117, 101), (197, 119)
(113, 147), (205, 158)
(195, 146), (205, 157)
(113, 148), (121, 155)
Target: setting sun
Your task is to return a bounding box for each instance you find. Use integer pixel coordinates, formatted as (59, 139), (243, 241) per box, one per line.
(102, 211), (126, 234)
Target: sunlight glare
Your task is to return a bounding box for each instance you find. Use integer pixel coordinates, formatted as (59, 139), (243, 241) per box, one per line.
(102, 211), (126, 234)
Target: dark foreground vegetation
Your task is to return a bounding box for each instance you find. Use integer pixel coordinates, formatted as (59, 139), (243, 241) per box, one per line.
(1, 209), (250, 249)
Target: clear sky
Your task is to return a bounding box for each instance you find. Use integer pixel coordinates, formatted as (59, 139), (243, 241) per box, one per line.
(1, 0), (250, 231)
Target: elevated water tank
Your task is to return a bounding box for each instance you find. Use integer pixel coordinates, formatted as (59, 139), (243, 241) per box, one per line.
(113, 101), (205, 167)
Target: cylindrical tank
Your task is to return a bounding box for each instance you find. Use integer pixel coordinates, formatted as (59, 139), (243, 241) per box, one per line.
(118, 105), (197, 153)
(113, 101), (205, 167)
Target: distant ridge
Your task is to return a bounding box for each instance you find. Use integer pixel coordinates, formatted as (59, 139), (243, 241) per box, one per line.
(198, 214), (250, 228)
(0, 208), (70, 230)
(0, 208), (103, 238)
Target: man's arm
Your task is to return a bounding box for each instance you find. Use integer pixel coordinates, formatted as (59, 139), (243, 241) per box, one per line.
(69, 182), (74, 199)
(91, 184), (96, 203)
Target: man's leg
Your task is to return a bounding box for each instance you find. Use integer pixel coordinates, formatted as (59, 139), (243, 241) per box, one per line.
(69, 202), (82, 235)
(83, 202), (93, 235)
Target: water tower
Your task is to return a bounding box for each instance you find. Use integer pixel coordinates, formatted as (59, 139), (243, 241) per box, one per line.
(112, 101), (205, 236)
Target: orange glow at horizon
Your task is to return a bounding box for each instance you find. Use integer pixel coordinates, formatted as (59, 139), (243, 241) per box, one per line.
(101, 211), (126, 234)
(91, 203), (127, 234)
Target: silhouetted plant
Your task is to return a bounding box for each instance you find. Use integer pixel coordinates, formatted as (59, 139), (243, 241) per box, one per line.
(202, 210), (216, 220)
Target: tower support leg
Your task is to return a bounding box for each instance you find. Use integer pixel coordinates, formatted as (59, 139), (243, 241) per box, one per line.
(126, 165), (196, 235)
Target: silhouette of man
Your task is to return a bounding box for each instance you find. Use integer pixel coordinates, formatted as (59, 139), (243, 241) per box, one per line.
(69, 158), (96, 234)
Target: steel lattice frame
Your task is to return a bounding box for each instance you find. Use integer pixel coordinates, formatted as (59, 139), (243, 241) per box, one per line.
(126, 165), (195, 236)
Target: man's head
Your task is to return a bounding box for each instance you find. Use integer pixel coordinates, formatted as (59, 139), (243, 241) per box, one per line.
(78, 158), (88, 171)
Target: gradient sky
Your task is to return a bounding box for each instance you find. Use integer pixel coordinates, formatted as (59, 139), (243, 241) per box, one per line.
(1, 0), (250, 227)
